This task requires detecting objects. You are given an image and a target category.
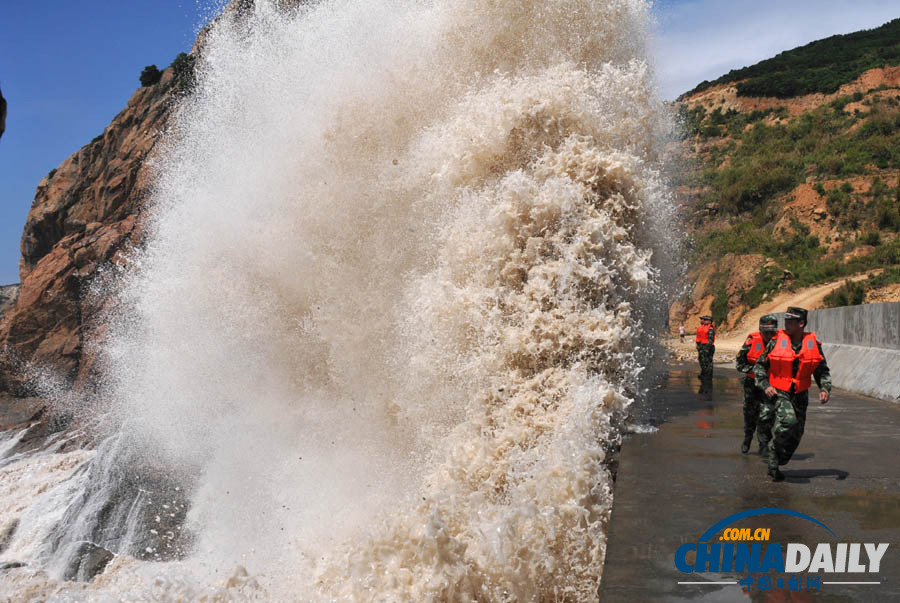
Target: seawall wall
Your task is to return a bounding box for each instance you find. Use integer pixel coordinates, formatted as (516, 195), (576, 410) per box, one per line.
(807, 302), (900, 402)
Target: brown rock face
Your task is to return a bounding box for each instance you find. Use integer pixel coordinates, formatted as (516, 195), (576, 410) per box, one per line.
(0, 71), (179, 395)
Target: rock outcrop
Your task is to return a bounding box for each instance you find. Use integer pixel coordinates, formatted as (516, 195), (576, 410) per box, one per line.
(0, 0), (271, 399)
(0, 71), (180, 395)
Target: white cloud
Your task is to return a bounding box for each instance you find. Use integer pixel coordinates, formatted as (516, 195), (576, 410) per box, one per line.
(651, 0), (899, 100)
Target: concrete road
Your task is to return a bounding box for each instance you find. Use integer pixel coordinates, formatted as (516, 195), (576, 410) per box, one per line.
(600, 363), (900, 602)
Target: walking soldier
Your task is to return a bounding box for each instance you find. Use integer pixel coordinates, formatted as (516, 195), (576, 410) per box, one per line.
(735, 314), (779, 454)
(753, 307), (832, 482)
(696, 315), (716, 393)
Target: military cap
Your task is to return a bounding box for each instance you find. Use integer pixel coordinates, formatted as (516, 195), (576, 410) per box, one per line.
(759, 314), (779, 329)
(784, 306), (808, 323)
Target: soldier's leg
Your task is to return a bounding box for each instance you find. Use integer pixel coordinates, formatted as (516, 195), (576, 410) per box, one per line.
(757, 396), (776, 455)
(741, 378), (758, 453)
(772, 393), (800, 467)
(781, 391), (809, 462)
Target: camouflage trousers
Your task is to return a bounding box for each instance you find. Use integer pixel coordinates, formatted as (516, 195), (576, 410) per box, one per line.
(742, 377), (770, 448)
(697, 344), (715, 380)
(760, 389), (809, 470)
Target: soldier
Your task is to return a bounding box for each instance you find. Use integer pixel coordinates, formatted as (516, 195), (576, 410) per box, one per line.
(753, 307), (832, 482)
(696, 315), (716, 393)
(735, 315), (779, 454)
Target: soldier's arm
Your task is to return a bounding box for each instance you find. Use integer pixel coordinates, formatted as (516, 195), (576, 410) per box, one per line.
(735, 340), (753, 373)
(813, 341), (832, 393)
(753, 339), (777, 390)
(709, 326), (716, 345)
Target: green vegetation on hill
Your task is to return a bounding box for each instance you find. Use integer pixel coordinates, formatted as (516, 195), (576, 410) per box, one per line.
(681, 93), (900, 221)
(680, 83), (900, 312)
(683, 18), (900, 99)
(139, 65), (162, 87)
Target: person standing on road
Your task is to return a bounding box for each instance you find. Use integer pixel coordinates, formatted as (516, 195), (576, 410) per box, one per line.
(735, 314), (779, 454)
(679, 324), (685, 343)
(753, 306), (832, 482)
(696, 315), (715, 394)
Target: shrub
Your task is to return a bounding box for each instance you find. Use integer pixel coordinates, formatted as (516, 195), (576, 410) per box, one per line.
(861, 231), (881, 246)
(711, 284), (729, 326)
(823, 279), (866, 307)
(140, 65), (162, 87)
(170, 53), (197, 92)
(700, 125), (723, 139)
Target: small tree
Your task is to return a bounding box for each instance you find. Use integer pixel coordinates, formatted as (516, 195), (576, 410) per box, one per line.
(139, 65), (162, 87)
(170, 53), (197, 92)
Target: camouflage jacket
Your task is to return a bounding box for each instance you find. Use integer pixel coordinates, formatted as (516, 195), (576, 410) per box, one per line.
(752, 334), (832, 393)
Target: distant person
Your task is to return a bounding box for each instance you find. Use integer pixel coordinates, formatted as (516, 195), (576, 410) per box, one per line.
(753, 306), (832, 482)
(735, 315), (779, 454)
(695, 315), (715, 395)
(679, 324), (685, 343)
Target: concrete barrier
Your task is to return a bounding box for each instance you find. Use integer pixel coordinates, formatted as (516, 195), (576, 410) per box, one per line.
(807, 302), (900, 402)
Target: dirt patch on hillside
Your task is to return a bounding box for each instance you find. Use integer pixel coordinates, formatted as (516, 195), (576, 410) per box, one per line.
(773, 184), (832, 242)
(866, 283), (900, 303)
(669, 253), (768, 332)
(684, 66), (900, 118)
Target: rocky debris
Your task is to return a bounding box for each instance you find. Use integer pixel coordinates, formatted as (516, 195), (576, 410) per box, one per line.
(62, 541), (114, 581)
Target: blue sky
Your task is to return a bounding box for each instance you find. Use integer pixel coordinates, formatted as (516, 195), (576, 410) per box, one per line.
(0, 1), (898, 285)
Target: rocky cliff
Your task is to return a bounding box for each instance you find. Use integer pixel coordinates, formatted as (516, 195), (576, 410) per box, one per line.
(0, 70), (179, 395)
(0, 0), (273, 399)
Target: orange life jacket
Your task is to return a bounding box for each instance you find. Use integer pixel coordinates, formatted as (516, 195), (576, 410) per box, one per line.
(768, 331), (823, 393)
(745, 331), (766, 366)
(696, 324), (712, 345)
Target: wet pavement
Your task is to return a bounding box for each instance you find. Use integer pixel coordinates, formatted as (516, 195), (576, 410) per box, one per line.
(599, 362), (900, 602)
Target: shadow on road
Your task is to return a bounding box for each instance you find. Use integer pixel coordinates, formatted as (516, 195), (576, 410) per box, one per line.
(783, 468), (849, 482)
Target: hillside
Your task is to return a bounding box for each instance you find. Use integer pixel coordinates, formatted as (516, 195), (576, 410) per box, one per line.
(683, 18), (900, 99)
(671, 19), (900, 335)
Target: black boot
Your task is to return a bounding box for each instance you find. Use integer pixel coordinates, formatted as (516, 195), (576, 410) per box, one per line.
(741, 435), (752, 454)
(768, 467), (785, 482)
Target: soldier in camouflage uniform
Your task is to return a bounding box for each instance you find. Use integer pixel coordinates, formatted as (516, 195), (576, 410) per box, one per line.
(753, 307), (832, 482)
(696, 315), (715, 394)
(735, 314), (780, 454)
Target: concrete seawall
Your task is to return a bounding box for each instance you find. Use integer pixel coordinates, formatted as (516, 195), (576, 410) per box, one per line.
(807, 302), (900, 402)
